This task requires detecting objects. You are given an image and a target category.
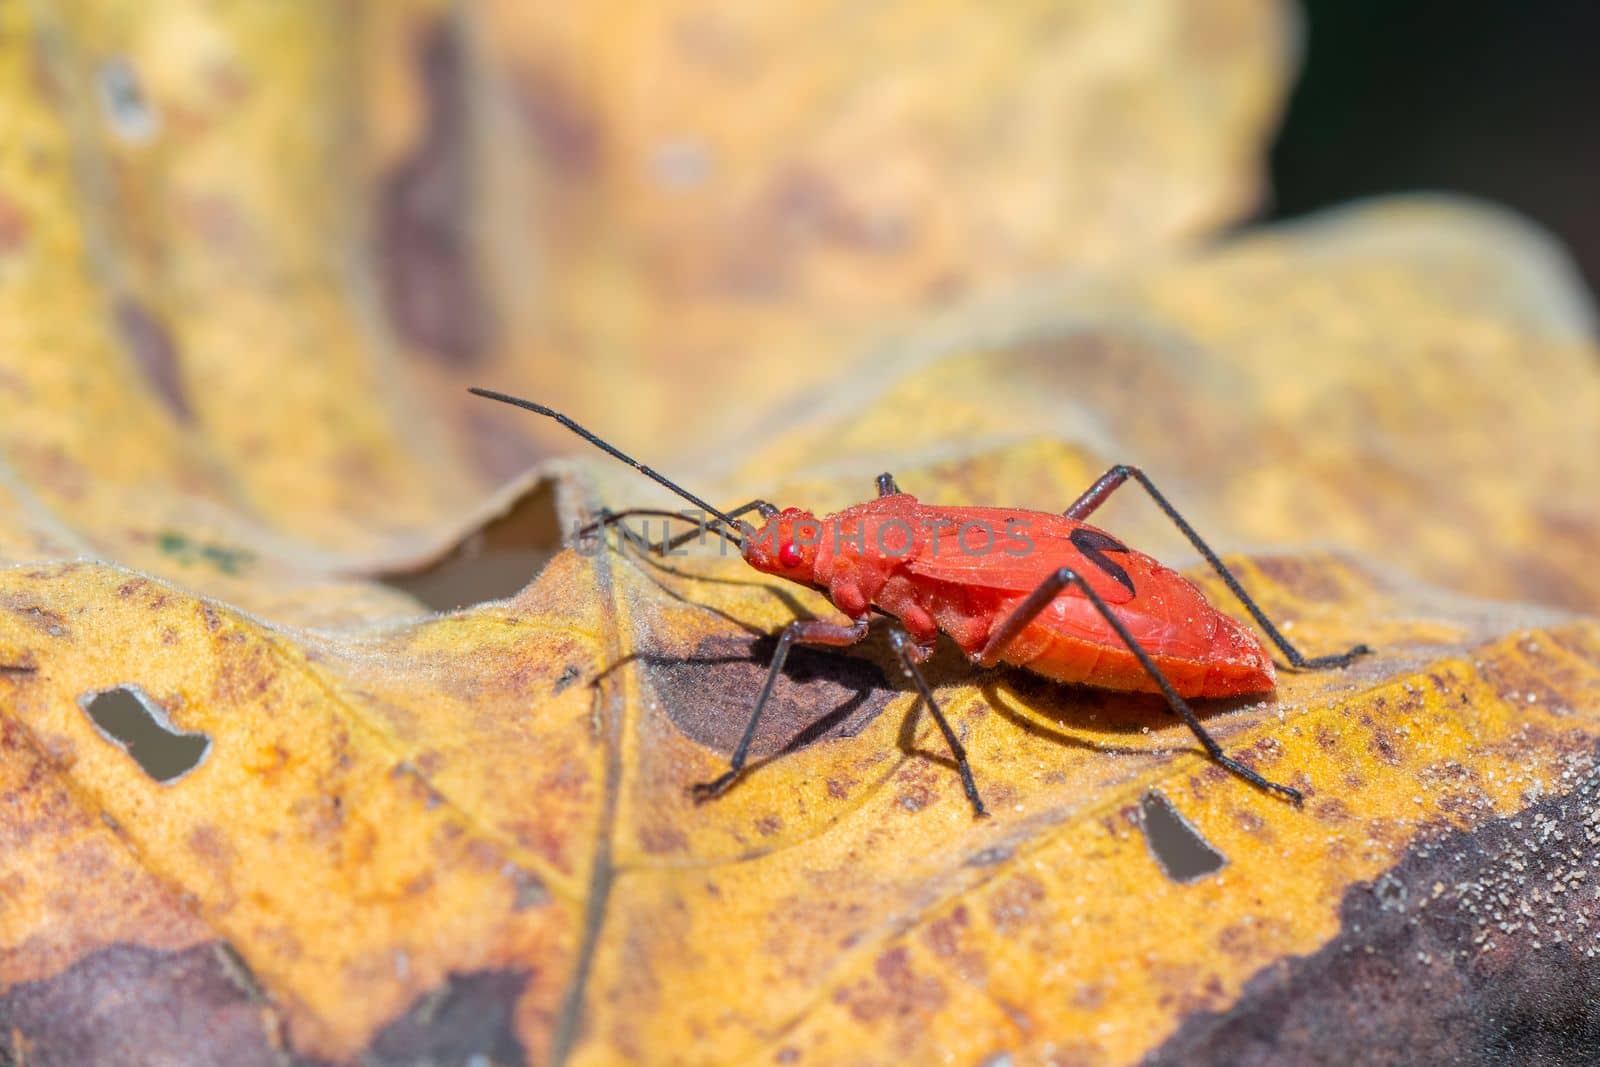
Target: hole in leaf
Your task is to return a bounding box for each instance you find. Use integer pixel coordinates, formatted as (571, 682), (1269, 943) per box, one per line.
(78, 687), (210, 783)
(380, 482), (562, 611)
(1138, 790), (1226, 883)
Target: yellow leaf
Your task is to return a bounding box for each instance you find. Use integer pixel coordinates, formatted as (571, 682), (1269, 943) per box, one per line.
(3, 1), (1599, 1065)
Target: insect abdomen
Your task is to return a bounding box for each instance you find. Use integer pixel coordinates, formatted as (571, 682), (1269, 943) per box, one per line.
(996, 607), (1275, 698)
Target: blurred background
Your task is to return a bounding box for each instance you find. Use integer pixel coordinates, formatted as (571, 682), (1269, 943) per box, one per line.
(1273, 0), (1600, 298)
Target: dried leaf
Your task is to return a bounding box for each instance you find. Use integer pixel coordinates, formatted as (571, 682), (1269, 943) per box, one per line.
(3, 1), (1600, 1065)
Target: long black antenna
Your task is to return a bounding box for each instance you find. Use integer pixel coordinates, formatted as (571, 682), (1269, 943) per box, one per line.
(468, 388), (743, 538)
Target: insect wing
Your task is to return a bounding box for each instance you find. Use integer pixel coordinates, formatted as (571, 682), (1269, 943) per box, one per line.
(903, 510), (1138, 605)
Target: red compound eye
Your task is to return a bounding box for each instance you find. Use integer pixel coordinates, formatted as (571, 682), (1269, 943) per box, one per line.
(778, 541), (804, 568)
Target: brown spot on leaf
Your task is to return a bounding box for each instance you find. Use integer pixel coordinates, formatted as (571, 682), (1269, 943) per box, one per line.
(0, 186), (28, 253)
(1215, 916), (1293, 963)
(924, 904), (971, 961)
(639, 823), (689, 855)
(7, 442), (88, 501)
(186, 824), (234, 873)
(837, 945), (948, 1024)
(292, 792), (345, 846)
(1149, 961), (1228, 1015)
(114, 299), (191, 421)
(896, 781), (933, 813)
(1547, 626), (1600, 667)
(172, 188), (255, 259)
(213, 643), (276, 705)
(874, 946), (947, 1012)
(1072, 981), (1110, 1011)
(378, 17), (496, 366)
(988, 874), (1046, 936)
(0, 942), (284, 1066)
(1478, 638), (1582, 715)
(646, 634), (894, 760)
(3, 596), (69, 638)
(515, 66), (602, 178)
(1369, 730), (1401, 765)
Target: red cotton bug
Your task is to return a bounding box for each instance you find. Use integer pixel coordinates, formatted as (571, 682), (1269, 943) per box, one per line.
(470, 387), (1370, 816)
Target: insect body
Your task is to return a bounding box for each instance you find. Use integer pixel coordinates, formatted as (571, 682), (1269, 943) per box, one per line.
(470, 388), (1370, 815)
(744, 496), (1276, 700)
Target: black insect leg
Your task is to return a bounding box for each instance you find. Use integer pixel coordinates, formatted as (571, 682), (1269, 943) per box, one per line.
(576, 500), (779, 552)
(1064, 465), (1369, 670)
(977, 568), (1303, 806)
(876, 473), (902, 497)
(885, 628), (987, 817)
(691, 617), (870, 801)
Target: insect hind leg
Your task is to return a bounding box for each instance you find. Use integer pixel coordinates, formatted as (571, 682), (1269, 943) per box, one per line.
(979, 568), (1304, 806)
(886, 628), (986, 817)
(1064, 465), (1370, 671)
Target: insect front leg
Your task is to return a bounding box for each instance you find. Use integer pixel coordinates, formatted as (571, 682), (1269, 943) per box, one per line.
(886, 628), (987, 817)
(576, 500), (779, 553)
(978, 568), (1304, 806)
(1064, 465), (1370, 670)
(690, 617), (870, 802)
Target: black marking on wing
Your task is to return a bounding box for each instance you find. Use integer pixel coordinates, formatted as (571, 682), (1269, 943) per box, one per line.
(1070, 527), (1136, 596)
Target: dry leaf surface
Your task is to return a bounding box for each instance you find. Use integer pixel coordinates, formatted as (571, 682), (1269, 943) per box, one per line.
(4, 200), (1600, 1063)
(3, 1), (1600, 1066)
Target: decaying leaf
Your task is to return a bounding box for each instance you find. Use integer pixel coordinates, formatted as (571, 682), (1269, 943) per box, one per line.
(3, 1), (1600, 1066)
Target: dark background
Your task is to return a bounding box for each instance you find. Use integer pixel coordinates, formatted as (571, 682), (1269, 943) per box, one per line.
(1270, 0), (1600, 299)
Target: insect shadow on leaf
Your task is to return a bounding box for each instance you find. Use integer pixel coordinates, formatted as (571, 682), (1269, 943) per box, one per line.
(638, 634), (896, 770)
(979, 671), (1268, 754)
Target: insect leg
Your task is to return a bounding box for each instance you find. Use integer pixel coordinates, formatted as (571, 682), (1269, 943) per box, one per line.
(1064, 465), (1370, 670)
(886, 628), (987, 817)
(876, 473), (903, 497)
(690, 617), (870, 802)
(575, 500), (778, 552)
(978, 568), (1303, 806)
